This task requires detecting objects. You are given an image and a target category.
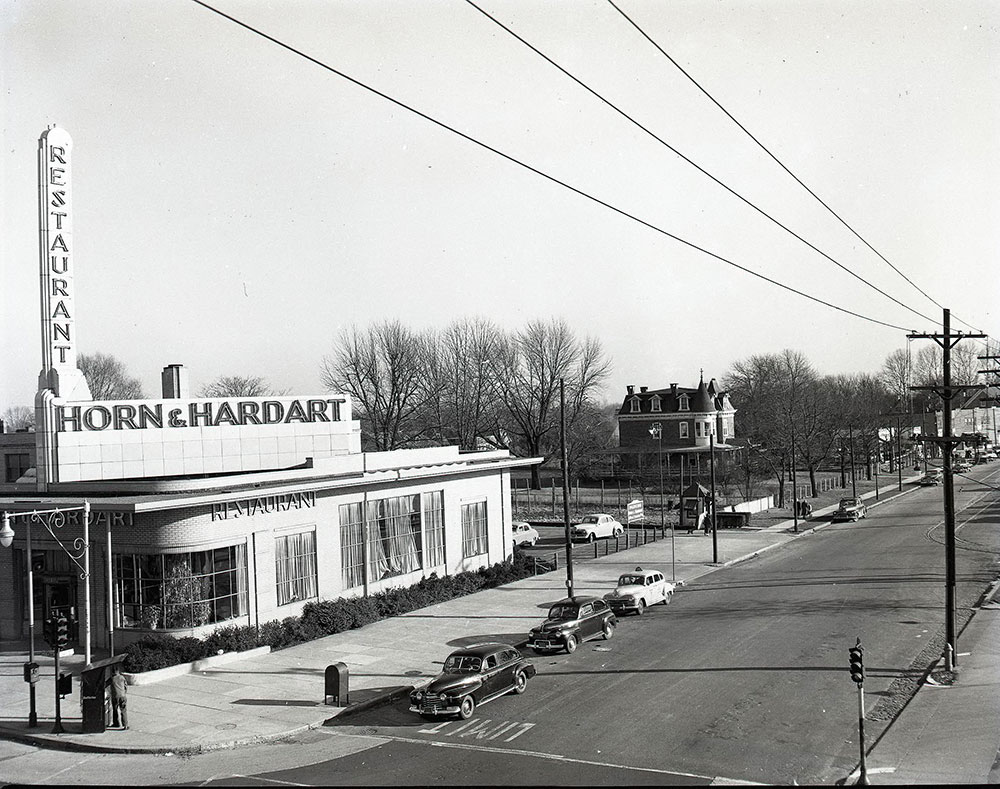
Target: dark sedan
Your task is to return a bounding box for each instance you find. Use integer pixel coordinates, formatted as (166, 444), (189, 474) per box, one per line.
(409, 643), (536, 720)
(526, 595), (617, 654)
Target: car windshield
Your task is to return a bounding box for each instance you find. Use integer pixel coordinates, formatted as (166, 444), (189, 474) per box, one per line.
(618, 575), (644, 586)
(548, 604), (577, 620)
(581, 516), (601, 524)
(444, 655), (483, 673)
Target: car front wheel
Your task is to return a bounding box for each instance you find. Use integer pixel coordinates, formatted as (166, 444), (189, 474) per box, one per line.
(587, 533), (596, 543)
(635, 600), (645, 616)
(565, 634), (578, 654)
(459, 695), (476, 720)
(513, 671), (528, 694)
(613, 527), (623, 537)
(602, 620), (615, 640)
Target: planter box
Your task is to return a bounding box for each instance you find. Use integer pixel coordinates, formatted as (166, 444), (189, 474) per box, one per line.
(125, 645), (271, 686)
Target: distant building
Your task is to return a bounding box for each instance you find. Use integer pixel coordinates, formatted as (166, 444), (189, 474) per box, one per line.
(615, 373), (736, 473)
(936, 385), (999, 452)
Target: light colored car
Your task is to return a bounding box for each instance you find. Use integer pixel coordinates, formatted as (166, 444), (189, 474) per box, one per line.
(511, 521), (539, 548)
(832, 497), (868, 522)
(919, 471), (943, 486)
(604, 566), (675, 616)
(571, 513), (624, 542)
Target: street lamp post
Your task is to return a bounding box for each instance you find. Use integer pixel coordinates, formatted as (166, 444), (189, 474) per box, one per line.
(0, 500), (93, 729)
(849, 424), (857, 499)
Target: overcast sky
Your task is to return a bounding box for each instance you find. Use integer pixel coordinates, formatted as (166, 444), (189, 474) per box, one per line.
(2, 0), (998, 411)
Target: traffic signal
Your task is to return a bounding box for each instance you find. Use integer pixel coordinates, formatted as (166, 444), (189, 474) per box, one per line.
(42, 617), (55, 647)
(55, 616), (69, 649)
(848, 640), (865, 684)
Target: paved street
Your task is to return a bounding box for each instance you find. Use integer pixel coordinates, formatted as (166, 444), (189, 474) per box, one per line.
(0, 465), (998, 785)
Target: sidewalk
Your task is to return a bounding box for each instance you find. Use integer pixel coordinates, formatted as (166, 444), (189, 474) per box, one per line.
(1, 475), (997, 784)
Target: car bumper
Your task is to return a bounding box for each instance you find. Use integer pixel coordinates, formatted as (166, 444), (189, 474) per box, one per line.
(410, 701), (461, 716)
(527, 636), (565, 650)
(605, 600), (639, 613)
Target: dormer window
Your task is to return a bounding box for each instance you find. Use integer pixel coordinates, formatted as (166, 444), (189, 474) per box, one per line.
(650, 395), (662, 413)
(629, 397), (641, 413)
(678, 395), (690, 412)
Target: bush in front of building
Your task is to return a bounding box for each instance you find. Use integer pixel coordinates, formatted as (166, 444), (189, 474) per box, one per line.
(122, 552), (537, 673)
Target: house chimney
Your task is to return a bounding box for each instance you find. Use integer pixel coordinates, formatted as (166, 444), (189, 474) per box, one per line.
(640, 386), (648, 393)
(670, 383), (678, 398)
(627, 385), (635, 396)
(161, 364), (190, 399)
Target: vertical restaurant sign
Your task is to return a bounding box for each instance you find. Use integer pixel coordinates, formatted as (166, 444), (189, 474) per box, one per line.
(38, 126), (79, 377)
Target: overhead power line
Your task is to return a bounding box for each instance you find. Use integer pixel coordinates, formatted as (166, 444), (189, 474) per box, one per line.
(190, 0), (913, 333)
(605, 0), (984, 335)
(464, 0), (936, 326)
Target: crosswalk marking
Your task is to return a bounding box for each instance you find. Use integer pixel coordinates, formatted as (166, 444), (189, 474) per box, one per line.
(418, 718), (535, 742)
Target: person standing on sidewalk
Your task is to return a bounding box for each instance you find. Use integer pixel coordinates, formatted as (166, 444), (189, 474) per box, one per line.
(110, 666), (128, 730)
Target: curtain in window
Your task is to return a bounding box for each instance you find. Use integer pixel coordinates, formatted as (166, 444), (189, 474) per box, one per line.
(339, 503), (365, 589)
(275, 532), (316, 606)
(424, 491), (445, 567)
(365, 501), (390, 580)
(462, 501), (488, 557)
(383, 496), (420, 574)
(234, 542), (248, 616)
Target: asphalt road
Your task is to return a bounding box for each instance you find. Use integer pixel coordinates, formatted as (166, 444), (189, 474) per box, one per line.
(298, 465), (1000, 785)
(2, 466), (997, 786)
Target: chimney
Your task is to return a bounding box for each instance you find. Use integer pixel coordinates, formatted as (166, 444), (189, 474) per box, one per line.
(161, 364), (190, 399)
(626, 385), (635, 396)
(670, 383), (678, 398)
(640, 386), (648, 393)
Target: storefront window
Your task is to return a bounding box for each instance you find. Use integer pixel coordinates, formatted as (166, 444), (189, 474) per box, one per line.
(339, 502), (364, 590)
(275, 530), (318, 606)
(366, 494), (422, 580)
(424, 491), (445, 568)
(115, 544), (248, 629)
(461, 501), (488, 558)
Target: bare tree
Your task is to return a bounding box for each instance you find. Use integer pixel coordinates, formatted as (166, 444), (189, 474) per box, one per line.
(424, 317), (506, 450)
(320, 321), (438, 451)
(78, 352), (145, 400)
(199, 375), (284, 398)
(493, 319), (611, 488)
(2, 405), (35, 431)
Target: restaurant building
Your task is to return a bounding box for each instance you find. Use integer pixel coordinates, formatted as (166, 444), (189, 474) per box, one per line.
(0, 126), (539, 653)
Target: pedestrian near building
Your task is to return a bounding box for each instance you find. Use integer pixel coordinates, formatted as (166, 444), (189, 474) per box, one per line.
(110, 666), (128, 729)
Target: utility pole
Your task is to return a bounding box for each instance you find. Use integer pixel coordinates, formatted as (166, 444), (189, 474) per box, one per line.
(560, 379), (575, 601)
(848, 424), (857, 499)
(790, 430), (798, 533)
(909, 309), (986, 671)
(710, 432), (718, 562)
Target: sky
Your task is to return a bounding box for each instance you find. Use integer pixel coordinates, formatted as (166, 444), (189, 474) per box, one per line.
(2, 0), (998, 412)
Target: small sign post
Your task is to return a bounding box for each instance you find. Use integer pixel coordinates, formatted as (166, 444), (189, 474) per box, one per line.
(626, 499), (644, 526)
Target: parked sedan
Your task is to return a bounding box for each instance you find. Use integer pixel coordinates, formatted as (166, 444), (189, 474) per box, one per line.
(919, 471), (943, 486)
(409, 644), (536, 720)
(526, 596), (617, 654)
(571, 513), (624, 542)
(832, 497), (868, 522)
(511, 521), (539, 548)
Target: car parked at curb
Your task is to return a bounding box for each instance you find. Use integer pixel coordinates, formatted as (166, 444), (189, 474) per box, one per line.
(954, 461), (972, 473)
(571, 513), (624, 542)
(604, 566), (675, 616)
(526, 596), (617, 654)
(919, 471), (943, 486)
(832, 497), (868, 522)
(409, 644), (536, 720)
(511, 521), (539, 549)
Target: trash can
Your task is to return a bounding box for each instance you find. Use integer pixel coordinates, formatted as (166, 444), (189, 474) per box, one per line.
(80, 654), (127, 733)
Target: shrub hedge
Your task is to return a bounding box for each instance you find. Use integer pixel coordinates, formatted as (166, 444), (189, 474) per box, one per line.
(122, 552), (537, 673)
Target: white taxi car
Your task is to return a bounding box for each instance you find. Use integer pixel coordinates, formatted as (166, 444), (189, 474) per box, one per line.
(511, 521), (539, 548)
(603, 566), (674, 616)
